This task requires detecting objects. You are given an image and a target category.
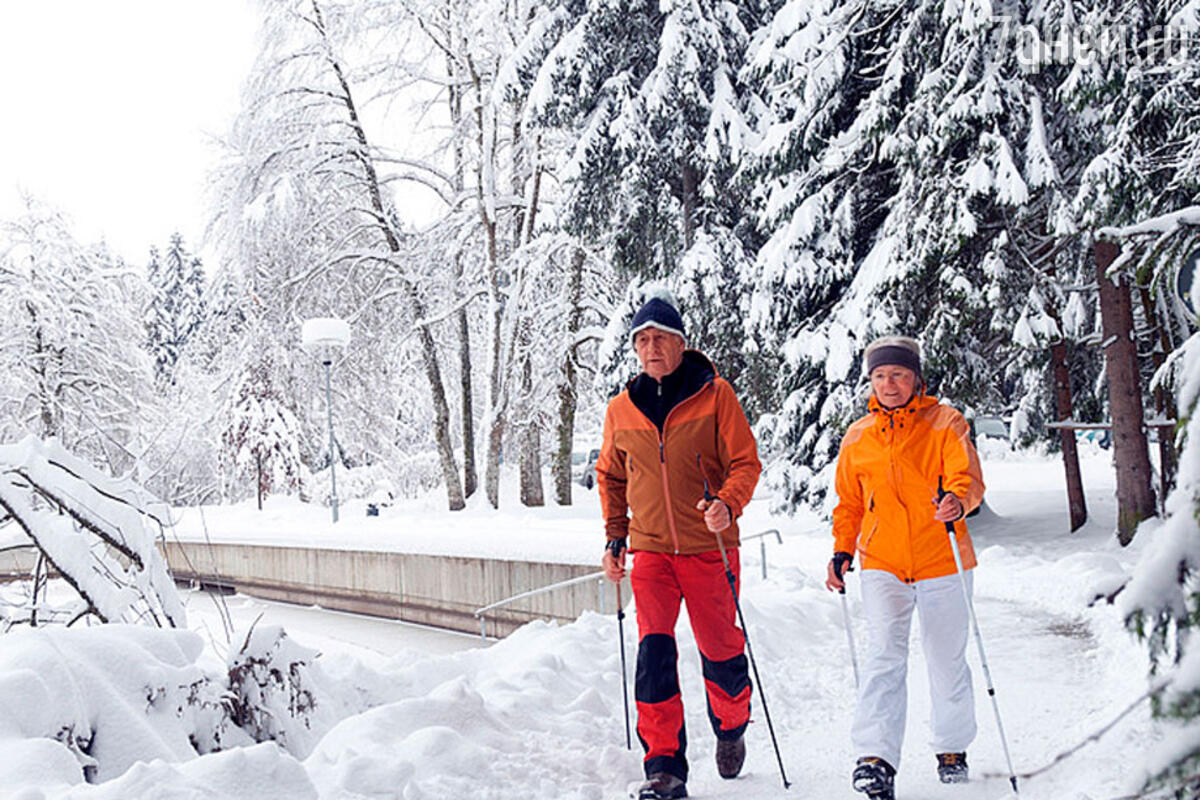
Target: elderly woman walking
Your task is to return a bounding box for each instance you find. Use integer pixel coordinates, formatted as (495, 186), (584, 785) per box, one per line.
(825, 336), (985, 800)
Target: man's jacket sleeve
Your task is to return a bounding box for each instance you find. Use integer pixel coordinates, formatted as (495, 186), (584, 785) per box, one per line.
(832, 433), (862, 555)
(714, 379), (761, 519)
(596, 402), (629, 541)
(942, 412), (985, 514)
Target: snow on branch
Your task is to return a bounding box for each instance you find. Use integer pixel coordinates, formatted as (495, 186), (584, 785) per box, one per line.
(1097, 206), (1200, 239)
(0, 436), (184, 628)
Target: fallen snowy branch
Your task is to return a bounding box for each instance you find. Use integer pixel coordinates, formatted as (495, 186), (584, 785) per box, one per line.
(0, 435), (184, 628)
(1107, 772), (1200, 800)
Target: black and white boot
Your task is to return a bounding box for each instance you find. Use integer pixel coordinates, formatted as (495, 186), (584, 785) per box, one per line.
(635, 772), (687, 800)
(936, 752), (969, 783)
(852, 756), (896, 800)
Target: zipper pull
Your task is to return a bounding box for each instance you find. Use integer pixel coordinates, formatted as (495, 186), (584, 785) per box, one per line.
(659, 440), (664, 462)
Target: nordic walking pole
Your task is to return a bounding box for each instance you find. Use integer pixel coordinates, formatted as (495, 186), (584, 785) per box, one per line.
(698, 456), (791, 789)
(616, 579), (632, 750)
(938, 477), (1019, 795)
(838, 585), (860, 689)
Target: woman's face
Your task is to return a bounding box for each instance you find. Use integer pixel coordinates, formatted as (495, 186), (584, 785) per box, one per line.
(870, 365), (917, 409)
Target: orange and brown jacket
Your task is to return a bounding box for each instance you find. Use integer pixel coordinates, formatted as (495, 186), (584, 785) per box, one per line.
(833, 392), (985, 582)
(597, 351), (761, 554)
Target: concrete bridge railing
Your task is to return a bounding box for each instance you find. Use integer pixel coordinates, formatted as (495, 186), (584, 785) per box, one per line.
(163, 541), (625, 639)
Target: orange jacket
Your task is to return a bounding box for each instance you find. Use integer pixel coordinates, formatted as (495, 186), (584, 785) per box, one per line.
(832, 392), (985, 582)
(597, 351), (761, 554)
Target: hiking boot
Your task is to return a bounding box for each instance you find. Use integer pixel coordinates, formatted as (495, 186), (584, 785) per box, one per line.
(637, 772), (688, 800)
(716, 736), (745, 779)
(852, 756), (896, 799)
(936, 752), (969, 783)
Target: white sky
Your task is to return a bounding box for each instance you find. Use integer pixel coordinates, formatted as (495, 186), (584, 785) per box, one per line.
(0, 1), (259, 267)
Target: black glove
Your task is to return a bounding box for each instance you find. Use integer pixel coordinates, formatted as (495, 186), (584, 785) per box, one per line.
(605, 537), (627, 559)
(831, 551), (854, 580)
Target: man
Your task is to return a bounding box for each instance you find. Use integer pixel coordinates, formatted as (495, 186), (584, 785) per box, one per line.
(825, 335), (985, 800)
(598, 294), (762, 800)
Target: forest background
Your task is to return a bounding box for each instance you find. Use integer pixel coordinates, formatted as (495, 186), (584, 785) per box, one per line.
(4, 0), (1196, 517)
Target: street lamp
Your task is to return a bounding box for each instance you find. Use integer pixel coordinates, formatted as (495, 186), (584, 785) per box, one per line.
(301, 317), (351, 523)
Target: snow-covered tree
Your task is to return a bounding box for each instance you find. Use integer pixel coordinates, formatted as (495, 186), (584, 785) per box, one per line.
(213, 0), (468, 509)
(1120, 327), (1200, 796)
(741, 0), (1118, 508)
(0, 198), (152, 474)
(145, 233), (206, 383)
(221, 355), (306, 502)
(524, 0), (770, 382)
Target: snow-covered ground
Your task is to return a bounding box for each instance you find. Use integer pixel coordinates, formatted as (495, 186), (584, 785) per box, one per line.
(0, 443), (1167, 799)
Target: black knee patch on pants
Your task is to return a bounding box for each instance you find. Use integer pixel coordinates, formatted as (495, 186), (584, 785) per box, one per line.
(702, 653), (750, 740)
(702, 652), (749, 697)
(636, 633), (679, 704)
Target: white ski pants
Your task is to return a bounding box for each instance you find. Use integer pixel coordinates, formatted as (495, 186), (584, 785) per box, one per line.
(851, 568), (977, 769)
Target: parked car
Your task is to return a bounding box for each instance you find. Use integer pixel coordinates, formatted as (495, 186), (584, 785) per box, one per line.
(974, 415), (1010, 446)
(572, 448), (600, 489)
(1076, 428), (1112, 449)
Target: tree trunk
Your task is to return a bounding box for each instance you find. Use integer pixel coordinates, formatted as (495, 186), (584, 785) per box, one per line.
(554, 248), (586, 505)
(27, 302), (57, 438)
(456, 255), (478, 499)
(680, 163), (699, 251)
(313, 0), (464, 510)
(1095, 240), (1156, 544)
(468, 55), (506, 509)
(447, 41), (477, 500)
(1050, 339), (1087, 531)
(1137, 284), (1178, 502)
(518, 325), (544, 507)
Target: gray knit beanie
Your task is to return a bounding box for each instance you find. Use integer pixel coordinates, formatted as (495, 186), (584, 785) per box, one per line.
(864, 336), (922, 379)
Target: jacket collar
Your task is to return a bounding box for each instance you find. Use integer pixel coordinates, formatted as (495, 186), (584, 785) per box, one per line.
(868, 391), (937, 418)
(627, 349), (717, 396)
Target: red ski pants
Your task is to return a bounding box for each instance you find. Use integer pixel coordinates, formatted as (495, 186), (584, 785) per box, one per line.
(631, 549), (751, 781)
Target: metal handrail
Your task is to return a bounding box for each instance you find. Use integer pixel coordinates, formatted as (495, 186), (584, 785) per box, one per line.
(473, 570), (607, 641)
(743, 528), (783, 580)
(472, 528), (785, 640)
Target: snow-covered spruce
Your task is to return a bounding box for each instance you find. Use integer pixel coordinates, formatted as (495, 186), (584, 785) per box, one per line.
(1120, 331), (1200, 795)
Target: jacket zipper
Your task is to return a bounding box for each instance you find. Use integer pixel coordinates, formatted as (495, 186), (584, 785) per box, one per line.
(884, 411), (916, 583)
(652, 380), (713, 555)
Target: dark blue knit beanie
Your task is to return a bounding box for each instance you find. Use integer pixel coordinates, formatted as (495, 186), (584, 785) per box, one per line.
(630, 297), (685, 343)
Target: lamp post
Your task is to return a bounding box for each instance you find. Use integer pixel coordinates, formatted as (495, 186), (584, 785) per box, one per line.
(301, 317), (351, 523)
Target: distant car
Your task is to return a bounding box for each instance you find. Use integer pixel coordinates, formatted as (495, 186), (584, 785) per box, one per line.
(572, 448), (600, 489)
(1076, 428), (1112, 449)
(974, 415), (1010, 446)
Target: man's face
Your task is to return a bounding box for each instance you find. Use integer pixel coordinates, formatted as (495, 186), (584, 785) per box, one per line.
(870, 365), (917, 409)
(635, 328), (685, 381)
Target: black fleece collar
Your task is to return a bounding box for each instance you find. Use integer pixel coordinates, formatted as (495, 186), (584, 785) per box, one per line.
(628, 350), (716, 432)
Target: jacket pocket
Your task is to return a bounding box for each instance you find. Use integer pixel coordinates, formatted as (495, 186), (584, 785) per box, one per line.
(859, 516), (879, 553)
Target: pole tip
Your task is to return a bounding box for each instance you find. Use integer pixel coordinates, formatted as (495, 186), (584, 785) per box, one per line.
(1010, 776), (1019, 794)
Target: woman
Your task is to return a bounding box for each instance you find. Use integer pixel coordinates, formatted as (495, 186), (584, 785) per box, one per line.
(825, 336), (985, 800)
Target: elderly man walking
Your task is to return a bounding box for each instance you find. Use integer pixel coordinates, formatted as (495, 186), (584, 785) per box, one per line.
(597, 294), (762, 800)
(826, 335), (985, 800)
